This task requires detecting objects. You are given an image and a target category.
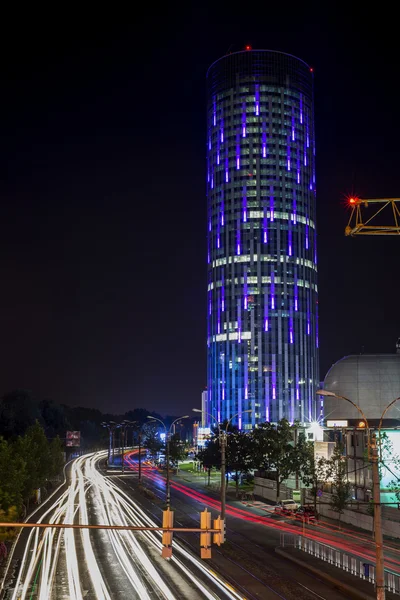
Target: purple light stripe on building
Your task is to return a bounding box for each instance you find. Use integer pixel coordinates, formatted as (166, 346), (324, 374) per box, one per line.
(255, 84), (260, 115)
(270, 186), (274, 221)
(271, 272), (275, 310)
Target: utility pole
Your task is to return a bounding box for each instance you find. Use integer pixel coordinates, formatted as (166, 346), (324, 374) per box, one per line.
(220, 431), (226, 520)
(371, 434), (385, 600)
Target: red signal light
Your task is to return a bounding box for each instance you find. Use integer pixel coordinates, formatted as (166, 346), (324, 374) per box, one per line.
(245, 45), (252, 51)
(310, 67), (314, 72)
(349, 197), (357, 204)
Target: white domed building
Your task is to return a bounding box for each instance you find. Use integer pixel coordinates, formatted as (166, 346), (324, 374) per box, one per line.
(320, 346), (400, 500)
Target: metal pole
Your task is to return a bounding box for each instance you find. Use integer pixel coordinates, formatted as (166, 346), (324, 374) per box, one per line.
(122, 426), (125, 474)
(371, 433), (385, 600)
(221, 432), (226, 520)
(138, 432), (142, 484)
(108, 428), (112, 464)
(112, 427), (115, 464)
(166, 432), (171, 509)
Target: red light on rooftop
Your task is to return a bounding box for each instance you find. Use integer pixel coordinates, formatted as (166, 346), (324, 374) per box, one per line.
(310, 67), (314, 72)
(245, 45), (252, 51)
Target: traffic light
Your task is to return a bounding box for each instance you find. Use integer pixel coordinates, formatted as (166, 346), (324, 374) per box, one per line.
(213, 516), (225, 546)
(162, 508), (174, 558)
(200, 508), (212, 559)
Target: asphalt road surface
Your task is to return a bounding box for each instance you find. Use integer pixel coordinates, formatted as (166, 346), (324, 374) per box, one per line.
(1, 452), (250, 600)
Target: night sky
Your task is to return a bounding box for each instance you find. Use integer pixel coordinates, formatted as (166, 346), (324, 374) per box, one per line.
(1, 7), (399, 416)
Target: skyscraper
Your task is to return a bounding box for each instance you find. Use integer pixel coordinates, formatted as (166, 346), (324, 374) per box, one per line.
(206, 49), (318, 429)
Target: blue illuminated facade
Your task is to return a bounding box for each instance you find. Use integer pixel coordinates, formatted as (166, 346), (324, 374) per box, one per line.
(206, 50), (319, 429)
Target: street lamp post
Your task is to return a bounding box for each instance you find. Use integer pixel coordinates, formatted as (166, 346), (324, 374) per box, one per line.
(101, 421), (117, 465)
(147, 415), (189, 509)
(121, 421), (137, 474)
(317, 389), (400, 600)
(192, 408), (252, 520)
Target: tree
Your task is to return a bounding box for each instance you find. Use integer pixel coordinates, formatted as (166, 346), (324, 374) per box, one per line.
(301, 440), (332, 511)
(0, 390), (43, 439)
(329, 442), (351, 526)
(0, 437), (26, 511)
(39, 399), (69, 438)
(226, 431), (254, 497)
(168, 433), (188, 468)
(143, 428), (163, 461)
(251, 419), (300, 501)
(48, 437), (65, 479)
(197, 437), (220, 485)
(14, 421), (51, 505)
(375, 432), (400, 503)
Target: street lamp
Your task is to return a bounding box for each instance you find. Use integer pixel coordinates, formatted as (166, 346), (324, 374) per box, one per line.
(121, 421), (138, 474)
(147, 415), (189, 509)
(101, 421), (118, 465)
(192, 408), (252, 520)
(317, 389), (400, 600)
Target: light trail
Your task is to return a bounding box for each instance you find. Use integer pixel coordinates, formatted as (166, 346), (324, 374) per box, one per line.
(124, 450), (400, 575)
(8, 451), (247, 600)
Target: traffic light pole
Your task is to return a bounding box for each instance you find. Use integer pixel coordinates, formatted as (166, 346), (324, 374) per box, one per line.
(371, 434), (385, 600)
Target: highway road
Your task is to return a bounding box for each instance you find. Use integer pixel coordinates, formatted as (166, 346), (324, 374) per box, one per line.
(1, 452), (250, 600)
(121, 449), (400, 599)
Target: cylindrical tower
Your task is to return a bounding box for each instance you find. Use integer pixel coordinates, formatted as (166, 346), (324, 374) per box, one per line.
(206, 49), (319, 429)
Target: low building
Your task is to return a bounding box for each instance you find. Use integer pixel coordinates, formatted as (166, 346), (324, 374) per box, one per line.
(321, 346), (400, 501)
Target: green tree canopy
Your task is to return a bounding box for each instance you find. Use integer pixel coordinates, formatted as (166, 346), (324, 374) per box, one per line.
(14, 421), (52, 504)
(251, 419), (301, 500)
(0, 437), (26, 511)
(226, 431), (255, 497)
(329, 442), (351, 524)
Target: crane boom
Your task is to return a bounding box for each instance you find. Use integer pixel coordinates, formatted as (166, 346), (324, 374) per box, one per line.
(345, 197), (400, 236)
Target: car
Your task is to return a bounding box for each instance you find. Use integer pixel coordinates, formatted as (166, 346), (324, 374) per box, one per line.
(295, 505), (318, 523)
(274, 499), (299, 514)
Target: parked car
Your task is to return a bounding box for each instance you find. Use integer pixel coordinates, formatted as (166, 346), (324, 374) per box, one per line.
(274, 499), (299, 514)
(295, 505), (318, 523)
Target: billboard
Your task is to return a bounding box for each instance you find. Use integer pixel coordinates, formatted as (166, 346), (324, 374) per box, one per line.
(66, 431), (81, 447)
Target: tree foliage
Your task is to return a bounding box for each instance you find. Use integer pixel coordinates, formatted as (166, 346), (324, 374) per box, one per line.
(226, 431), (254, 497)
(0, 437), (26, 510)
(251, 419), (300, 500)
(0, 421), (65, 517)
(301, 440), (332, 510)
(168, 433), (188, 466)
(329, 443), (351, 524)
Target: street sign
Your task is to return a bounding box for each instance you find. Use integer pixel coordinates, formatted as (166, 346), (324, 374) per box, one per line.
(292, 490), (301, 503)
(66, 431), (81, 447)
